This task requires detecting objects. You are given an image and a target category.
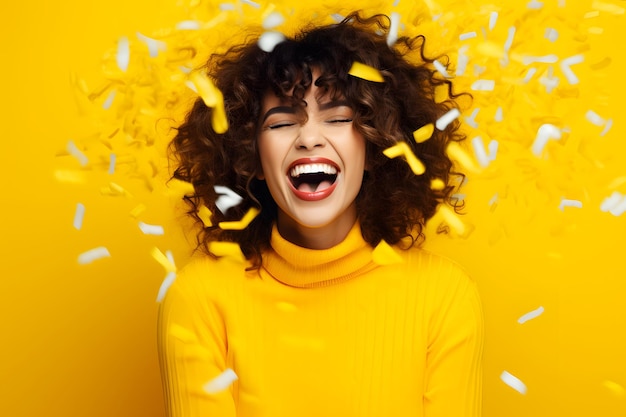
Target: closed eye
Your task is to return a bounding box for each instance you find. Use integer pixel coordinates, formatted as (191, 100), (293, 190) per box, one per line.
(327, 118), (353, 124)
(267, 122), (297, 129)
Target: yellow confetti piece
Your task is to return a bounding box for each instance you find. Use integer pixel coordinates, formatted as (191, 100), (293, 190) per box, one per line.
(371, 240), (404, 265)
(276, 301), (298, 312)
(218, 207), (260, 230)
(54, 169), (86, 184)
(169, 323), (197, 344)
(189, 72), (229, 133)
(383, 141), (425, 175)
(100, 182), (133, 198)
(348, 61), (385, 82)
(130, 203), (147, 218)
(437, 205), (467, 236)
(603, 380), (625, 397)
(412, 123), (435, 143)
(476, 41), (505, 59)
(208, 241), (245, 263)
(446, 142), (481, 173)
(151, 247), (177, 273)
(198, 205), (213, 227)
(166, 178), (195, 199)
(430, 178), (446, 190)
(592, 0), (625, 15)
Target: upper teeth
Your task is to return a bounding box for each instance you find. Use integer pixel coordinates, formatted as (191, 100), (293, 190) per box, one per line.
(290, 163), (338, 177)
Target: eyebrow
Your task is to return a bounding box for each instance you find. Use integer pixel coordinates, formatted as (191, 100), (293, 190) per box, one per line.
(261, 100), (352, 122)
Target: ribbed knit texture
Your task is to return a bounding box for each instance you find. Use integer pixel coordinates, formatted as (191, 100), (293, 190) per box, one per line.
(158, 223), (483, 417)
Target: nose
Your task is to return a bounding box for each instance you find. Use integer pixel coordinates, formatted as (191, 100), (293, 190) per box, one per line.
(294, 121), (326, 150)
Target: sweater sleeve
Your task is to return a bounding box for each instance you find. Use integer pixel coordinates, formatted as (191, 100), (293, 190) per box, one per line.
(158, 261), (237, 417)
(423, 263), (484, 417)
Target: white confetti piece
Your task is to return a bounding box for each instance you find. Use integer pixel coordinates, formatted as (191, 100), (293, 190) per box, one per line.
(544, 27), (559, 42)
(527, 0), (543, 9)
(585, 109), (605, 127)
(156, 271), (176, 302)
(600, 119), (613, 136)
(263, 12), (284, 29)
(219, 3), (235, 11)
(531, 124), (562, 157)
(517, 306), (545, 323)
(204, 369), (238, 394)
(433, 59), (452, 78)
(539, 67), (559, 93)
(151, 247), (177, 273)
(258, 31), (286, 52)
(501, 370), (528, 394)
(560, 54), (584, 85)
(471, 136), (490, 167)
(78, 247), (111, 265)
(471, 79), (495, 91)
(387, 12), (400, 46)
(139, 221), (165, 235)
(73, 203), (85, 230)
(116, 36), (130, 72)
(504, 26), (516, 53)
(606, 194), (626, 216)
(176, 20), (201, 30)
(495, 106), (503, 122)
(465, 108), (479, 128)
(214, 185), (243, 213)
(559, 198), (583, 211)
(330, 13), (344, 22)
(66, 140), (88, 166)
(487, 140), (498, 161)
(436, 108), (461, 131)
(108, 153), (116, 175)
(459, 31), (477, 41)
(102, 90), (116, 110)
(522, 54), (558, 65)
(523, 67), (537, 83)
(456, 46), (469, 76)
(241, 0), (260, 7)
(489, 11), (498, 30)
(136, 32), (167, 57)
(600, 191), (623, 212)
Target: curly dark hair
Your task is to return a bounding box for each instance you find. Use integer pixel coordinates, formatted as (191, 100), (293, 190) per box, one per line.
(169, 12), (466, 268)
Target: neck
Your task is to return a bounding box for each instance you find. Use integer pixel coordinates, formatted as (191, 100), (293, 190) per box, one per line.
(276, 207), (358, 250)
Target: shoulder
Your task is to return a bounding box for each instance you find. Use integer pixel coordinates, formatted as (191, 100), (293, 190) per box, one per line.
(400, 245), (475, 284)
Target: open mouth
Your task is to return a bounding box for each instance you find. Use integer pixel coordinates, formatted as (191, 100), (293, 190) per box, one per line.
(288, 162), (338, 193)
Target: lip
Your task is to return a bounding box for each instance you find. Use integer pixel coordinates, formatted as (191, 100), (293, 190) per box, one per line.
(287, 157), (340, 201)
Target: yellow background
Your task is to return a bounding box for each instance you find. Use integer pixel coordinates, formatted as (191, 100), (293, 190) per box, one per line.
(1, 1), (625, 416)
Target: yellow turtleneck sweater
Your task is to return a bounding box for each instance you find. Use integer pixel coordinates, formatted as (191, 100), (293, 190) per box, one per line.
(158, 223), (483, 417)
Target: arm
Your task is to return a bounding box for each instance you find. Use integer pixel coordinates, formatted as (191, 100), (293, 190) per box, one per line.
(423, 266), (484, 417)
(158, 262), (237, 417)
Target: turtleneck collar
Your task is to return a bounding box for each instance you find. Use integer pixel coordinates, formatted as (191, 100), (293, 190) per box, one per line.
(261, 222), (377, 288)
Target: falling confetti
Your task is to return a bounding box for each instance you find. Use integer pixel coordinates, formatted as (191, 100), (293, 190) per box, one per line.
(214, 185), (243, 214)
(73, 203), (85, 230)
(383, 141), (426, 175)
(372, 240), (404, 265)
(204, 369), (238, 394)
(517, 306), (545, 324)
(218, 207), (260, 230)
(348, 61), (385, 82)
(139, 221), (165, 235)
(77, 247), (111, 265)
(258, 31), (286, 52)
(500, 370), (528, 394)
(435, 108), (460, 131)
(412, 123), (435, 143)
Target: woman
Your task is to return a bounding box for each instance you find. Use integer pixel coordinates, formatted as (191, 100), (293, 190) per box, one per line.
(159, 12), (483, 417)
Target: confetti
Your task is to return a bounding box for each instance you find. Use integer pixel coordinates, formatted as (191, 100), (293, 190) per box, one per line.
(348, 61), (385, 82)
(531, 124), (562, 157)
(456, 46), (469, 76)
(214, 185), (244, 214)
(116, 36), (130, 71)
(585, 110), (605, 127)
(522, 68), (537, 83)
(471, 136), (491, 167)
(73, 203), (85, 230)
(412, 123), (435, 143)
(258, 31), (286, 52)
(459, 31), (477, 41)
(446, 142), (481, 172)
(504, 26), (516, 53)
(488, 140), (498, 161)
(436, 108), (460, 131)
(437, 205), (467, 236)
(189, 72), (228, 133)
(517, 306), (545, 324)
(471, 79), (495, 91)
(544, 28), (559, 42)
(560, 54), (584, 85)
(489, 11), (498, 30)
(78, 247), (111, 265)
(169, 324), (197, 343)
(151, 247), (177, 273)
(156, 271), (176, 303)
(494, 107), (503, 122)
(108, 153), (116, 175)
(262, 12), (284, 29)
(218, 207), (260, 230)
(371, 240), (404, 265)
(501, 370), (528, 394)
(208, 242), (245, 262)
(592, 0), (625, 15)
(603, 380), (625, 397)
(276, 301), (298, 312)
(176, 20), (201, 30)
(136, 32), (166, 57)
(204, 369), (239, 394)
(600, 191), (626, 216)
(465, 108), (479, 128)
(54, 169), (86, 184)
(130, 204), (147, 218)
(383, 141), (425, 175)
(66, 140), (88, 166)
(387, 12), (400, 46)
(527, 0), (543, 9)
(101, 182), (132, 197)
(430, 178), (446, 190)
(241, 0), (260, 8)
(139, 221), (165, 235)
(600, 119), (613, 136)
(559, 198), (583, 211)
(433, 59), (452, 78)
(198, 205), (213, 227)
(102, 90), (116, 110)
(522, 54), (558, 65)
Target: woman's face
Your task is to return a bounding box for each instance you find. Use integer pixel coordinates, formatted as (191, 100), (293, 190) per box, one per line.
(257, 76), (367, 249)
